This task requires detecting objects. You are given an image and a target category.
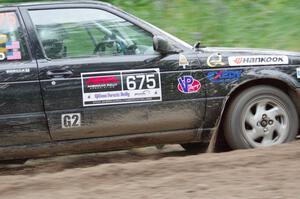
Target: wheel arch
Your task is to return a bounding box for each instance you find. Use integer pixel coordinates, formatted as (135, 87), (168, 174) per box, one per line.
(215, 77), (300, 149)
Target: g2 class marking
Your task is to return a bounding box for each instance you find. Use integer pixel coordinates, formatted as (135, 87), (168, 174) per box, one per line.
(62, 113), (81, 129)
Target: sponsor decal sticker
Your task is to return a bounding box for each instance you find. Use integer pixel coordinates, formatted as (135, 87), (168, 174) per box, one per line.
(0, 35), (7, 61)
(81, 68), (162, 106)
(297, 68), (300, 79)
(62, 113), (81, 129)
(0, 40), (22, 61)
(6, 41), (20, 50)
(228, 55), (289, 66)
(6, 41), (21, 60)
(208, 70), (243, 83)
(207, 53), (225, 68)
(85, 75), (121, 91)
(179, 54), (189, 69)
(0, 48), (6, 53)
(0, 47), (6, 53)
(6, 68), (30, 74)
(178, 76), (201, 94)
(6, 50), (21, 60)
(0, 13), (21, 61)
(0, 34), (7, 44)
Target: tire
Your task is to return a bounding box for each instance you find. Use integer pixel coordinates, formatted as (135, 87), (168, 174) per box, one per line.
(224, 85), (299, 149)
(181, 142), (209, 154)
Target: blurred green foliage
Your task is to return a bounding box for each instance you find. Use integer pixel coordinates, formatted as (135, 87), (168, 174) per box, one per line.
(1, 0), (300, 50)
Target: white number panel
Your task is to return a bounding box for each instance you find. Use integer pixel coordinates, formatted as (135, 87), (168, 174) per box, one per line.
(81, 68), (162, 106)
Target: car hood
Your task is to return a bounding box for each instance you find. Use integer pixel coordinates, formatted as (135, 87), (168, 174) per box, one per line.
(199, 47), (300, 67)
(202, 47), (300, 56)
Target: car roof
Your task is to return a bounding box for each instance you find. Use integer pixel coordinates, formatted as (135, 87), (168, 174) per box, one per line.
(0, 1), (111, 8)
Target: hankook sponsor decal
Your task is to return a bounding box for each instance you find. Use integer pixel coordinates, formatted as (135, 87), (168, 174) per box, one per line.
(208, 70), (243, 83)
(228, 55), (289, 66)
(177, 76), (201, 94)
(81, 68), (162, 106)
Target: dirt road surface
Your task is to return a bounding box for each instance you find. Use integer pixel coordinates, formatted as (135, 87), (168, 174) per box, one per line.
(0, 141), (299, 199)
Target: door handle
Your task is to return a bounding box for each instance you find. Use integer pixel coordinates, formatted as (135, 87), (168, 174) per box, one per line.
(46, 70), (73, 78)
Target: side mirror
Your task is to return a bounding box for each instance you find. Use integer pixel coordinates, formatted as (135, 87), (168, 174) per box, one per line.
(153, 35), (180, 55)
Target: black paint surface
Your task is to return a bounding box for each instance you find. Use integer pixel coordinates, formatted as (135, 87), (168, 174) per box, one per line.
(0, 1), (299, 159)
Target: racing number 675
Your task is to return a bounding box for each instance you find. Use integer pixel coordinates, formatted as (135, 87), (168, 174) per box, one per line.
(126, 74), (156, 90)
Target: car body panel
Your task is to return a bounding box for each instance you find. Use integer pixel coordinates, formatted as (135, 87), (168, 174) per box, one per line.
(198, 48), (300, 128)
(0, 1), (299, 160)
(36, 54), (206, 141)
(19, 4), (206, 142)
(0, 6), (50, 146)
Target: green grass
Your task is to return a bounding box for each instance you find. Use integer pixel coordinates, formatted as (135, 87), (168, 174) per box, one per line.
(2, 0), (300, 51)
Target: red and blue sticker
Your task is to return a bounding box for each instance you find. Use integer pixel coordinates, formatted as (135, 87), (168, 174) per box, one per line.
(178, 76), (201, 94)
(208, 70), (243, 83)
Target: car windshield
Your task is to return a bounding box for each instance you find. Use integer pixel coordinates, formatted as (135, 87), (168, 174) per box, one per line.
(120, 9), (193, 49)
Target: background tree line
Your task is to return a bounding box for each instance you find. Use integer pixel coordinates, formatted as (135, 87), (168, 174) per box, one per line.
(2, 0), (300, 50)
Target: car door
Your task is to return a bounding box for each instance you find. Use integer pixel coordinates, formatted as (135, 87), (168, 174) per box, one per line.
(0, 8), (50, 146)
(21, 4), (206, 141)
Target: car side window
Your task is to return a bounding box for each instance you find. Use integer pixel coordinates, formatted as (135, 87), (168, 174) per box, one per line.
(29, 8), (156, 60)
(0, 12), (30, 63)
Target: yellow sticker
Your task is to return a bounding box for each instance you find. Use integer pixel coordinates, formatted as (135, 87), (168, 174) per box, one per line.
(207, 53), (225, 67)
(179, 54), (189, 69)
(0, 34), (7, 44)
(0, 47), (6, 53)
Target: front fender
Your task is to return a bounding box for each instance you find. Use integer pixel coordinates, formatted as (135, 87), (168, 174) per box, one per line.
(204, 66), (299, 130)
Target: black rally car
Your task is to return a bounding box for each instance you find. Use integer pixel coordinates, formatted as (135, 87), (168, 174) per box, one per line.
(0, 1), (299, 160)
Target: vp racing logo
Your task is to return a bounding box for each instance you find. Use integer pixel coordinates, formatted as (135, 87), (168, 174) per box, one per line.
(178, 76), (201, 94)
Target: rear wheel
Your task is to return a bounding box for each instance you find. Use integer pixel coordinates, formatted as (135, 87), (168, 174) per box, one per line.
(224, 86), (298, 149)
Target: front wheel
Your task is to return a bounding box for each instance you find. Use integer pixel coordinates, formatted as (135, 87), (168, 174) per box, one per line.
(224, 86), (298, 149)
